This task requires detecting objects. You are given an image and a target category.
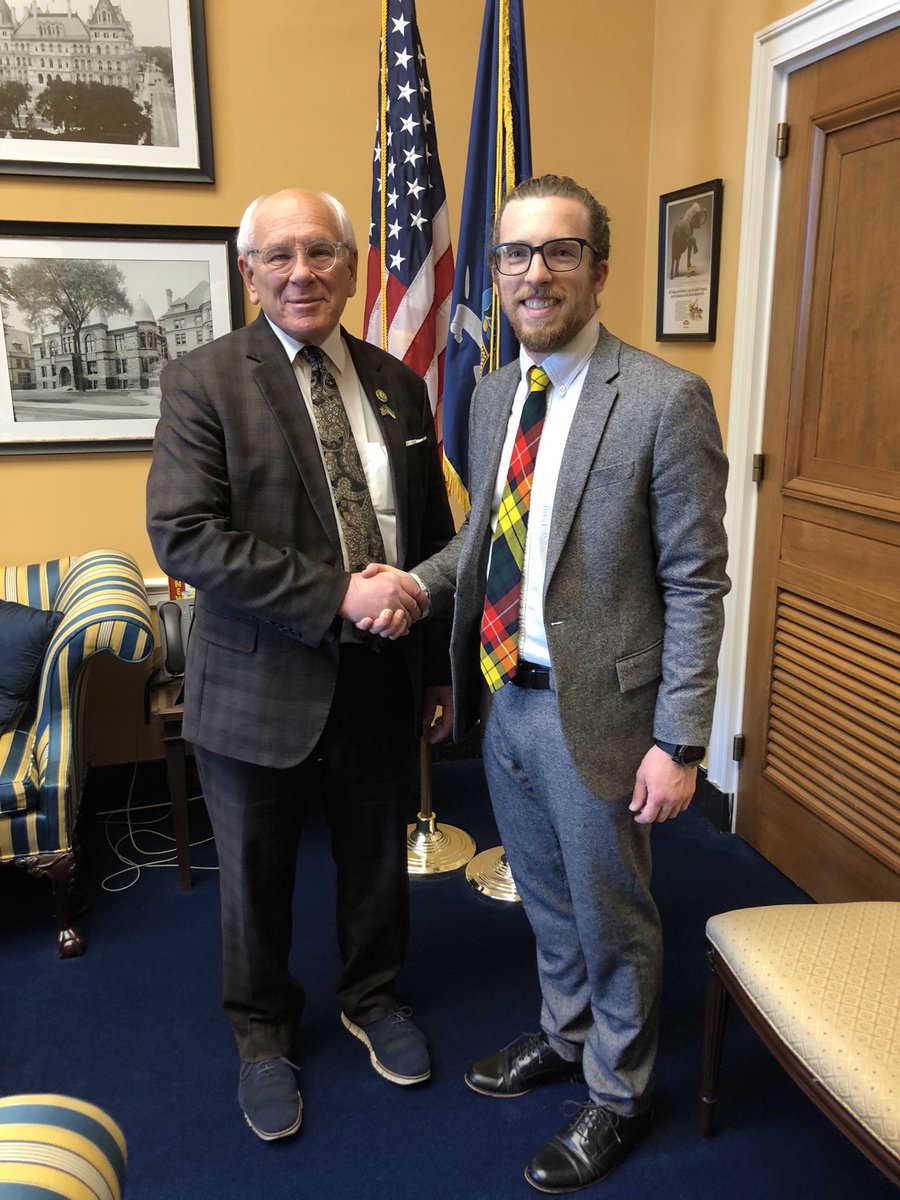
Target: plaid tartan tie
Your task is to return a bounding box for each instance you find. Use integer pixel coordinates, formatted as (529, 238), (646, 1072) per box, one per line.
(480, 365), (550, 692)
(297, 346), (386, 573)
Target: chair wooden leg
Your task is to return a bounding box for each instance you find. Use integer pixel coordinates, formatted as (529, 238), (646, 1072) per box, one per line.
(161, 718), (192, 891)
(700, 950), (730, 1137)
(19, 851), (86, 958)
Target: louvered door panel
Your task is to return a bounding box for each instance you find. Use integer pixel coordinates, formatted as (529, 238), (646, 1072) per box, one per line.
(765, 593), (900, 875)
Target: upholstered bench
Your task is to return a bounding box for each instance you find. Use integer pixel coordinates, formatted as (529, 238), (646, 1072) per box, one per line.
(0, 1094), (127, 1198)
(701, 901), (900, 1186)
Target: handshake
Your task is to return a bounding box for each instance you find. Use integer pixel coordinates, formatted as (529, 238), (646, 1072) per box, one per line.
(339, 562), (428, 640)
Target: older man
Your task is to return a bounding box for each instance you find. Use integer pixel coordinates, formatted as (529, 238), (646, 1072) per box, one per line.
(147, 189), (454, 1141)
(388, 175), (730, 1191)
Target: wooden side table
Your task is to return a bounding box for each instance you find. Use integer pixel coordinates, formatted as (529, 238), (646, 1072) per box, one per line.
(147, 677), (193, 891)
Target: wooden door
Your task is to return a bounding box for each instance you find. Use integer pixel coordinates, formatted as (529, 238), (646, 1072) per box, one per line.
(737, 28), (900, 901)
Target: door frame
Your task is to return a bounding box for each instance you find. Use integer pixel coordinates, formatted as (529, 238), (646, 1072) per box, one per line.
(709, 0), (900, 808)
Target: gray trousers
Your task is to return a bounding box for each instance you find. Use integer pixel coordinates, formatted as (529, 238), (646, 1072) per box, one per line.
(482, 681), (661, 1114)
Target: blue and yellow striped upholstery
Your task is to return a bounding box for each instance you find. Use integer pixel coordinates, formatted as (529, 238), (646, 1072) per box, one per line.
(0, 549), (152, 864)
(0, 1094), (127, 1199)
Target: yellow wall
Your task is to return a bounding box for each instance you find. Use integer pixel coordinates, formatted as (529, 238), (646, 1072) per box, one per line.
(643, 0), (807, 433)
(2, 0), (805, 761)
(1, 0), (655, 576)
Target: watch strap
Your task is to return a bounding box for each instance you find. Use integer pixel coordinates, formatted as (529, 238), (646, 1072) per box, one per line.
(654, 739), (705, 767)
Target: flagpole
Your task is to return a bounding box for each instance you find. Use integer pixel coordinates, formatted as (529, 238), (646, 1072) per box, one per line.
(378, 0), (389, 351)
(407, 739), (476, 877)
(458, 0), (531, 903)
(362, 0), (475, 878)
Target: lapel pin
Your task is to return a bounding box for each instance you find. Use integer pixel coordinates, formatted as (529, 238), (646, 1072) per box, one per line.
(376, 390), (396, 419)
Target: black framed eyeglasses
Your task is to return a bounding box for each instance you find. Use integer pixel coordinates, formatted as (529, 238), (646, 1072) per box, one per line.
(490, 238), (599, 276)
(248, 239), (348, 275)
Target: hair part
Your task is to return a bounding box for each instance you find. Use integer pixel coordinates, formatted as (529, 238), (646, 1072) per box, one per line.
(492, 174), (611, 264)
(236, 191), (358, 257)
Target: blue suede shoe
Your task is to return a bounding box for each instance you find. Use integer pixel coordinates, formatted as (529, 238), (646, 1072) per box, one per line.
(341, 1007), (431, 1085)
(238, 1057), (302, 1141)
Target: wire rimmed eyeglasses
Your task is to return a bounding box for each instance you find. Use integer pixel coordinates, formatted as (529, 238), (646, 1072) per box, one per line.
(490, 238), (600, 276)
(247, 239), (349, 275)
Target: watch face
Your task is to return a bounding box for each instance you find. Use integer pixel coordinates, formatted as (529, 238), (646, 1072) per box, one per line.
(679, 746), (705, 766)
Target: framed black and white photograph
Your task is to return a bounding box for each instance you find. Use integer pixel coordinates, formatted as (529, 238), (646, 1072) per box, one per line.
(0, 0), (213, 182)
(0, 220), (242, 454)
(656, 179), (723, 342)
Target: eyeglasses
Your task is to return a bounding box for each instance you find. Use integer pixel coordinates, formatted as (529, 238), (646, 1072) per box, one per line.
(248, 239), (348, 275)
(490, 238), (599, 276)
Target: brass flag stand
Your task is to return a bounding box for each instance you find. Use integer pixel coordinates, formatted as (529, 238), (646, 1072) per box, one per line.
(407, 741), (476, 877)
(465, 845), (521, 902)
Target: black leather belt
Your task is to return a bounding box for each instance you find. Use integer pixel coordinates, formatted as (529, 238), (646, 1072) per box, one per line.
(512, 658), (552, 690)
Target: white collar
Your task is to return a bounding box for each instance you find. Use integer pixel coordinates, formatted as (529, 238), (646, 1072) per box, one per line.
(265, 316), (347, 374)
(518, 318), (600, 391)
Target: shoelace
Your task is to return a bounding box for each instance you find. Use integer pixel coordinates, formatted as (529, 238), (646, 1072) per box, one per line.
(503, 1031), (554, 1063)
(390, 1006), (413, 1025)
(561, 1100), (621, 1143)
(241, 1057), (298, 1081)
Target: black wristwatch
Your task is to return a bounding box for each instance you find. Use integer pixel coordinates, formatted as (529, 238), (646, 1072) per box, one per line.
(654, 739), (705, 768)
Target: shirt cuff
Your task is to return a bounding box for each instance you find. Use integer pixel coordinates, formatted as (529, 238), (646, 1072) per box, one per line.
(409, 572), (431, 620)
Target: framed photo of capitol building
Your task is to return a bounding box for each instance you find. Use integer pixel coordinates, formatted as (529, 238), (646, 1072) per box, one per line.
(0, 0), (213, 181)
(0, 220), (242, 454)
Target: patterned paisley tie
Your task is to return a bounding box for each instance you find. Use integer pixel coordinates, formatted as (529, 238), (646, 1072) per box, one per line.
(297, 346), (386, 572)
(480, 365), (550, 692)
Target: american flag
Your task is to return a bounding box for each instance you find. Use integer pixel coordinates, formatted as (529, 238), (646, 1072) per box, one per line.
(364, 0), (454, 423)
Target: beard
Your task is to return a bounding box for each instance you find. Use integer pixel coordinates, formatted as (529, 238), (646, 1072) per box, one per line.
(500, 286), (594, 356)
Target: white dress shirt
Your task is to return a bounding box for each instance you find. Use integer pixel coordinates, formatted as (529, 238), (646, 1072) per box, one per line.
(487, 318), (601, 667)
(266, 317), (398, 567)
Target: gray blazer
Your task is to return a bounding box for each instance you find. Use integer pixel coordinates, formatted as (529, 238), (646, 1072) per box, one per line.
(147, 314), (455, 768)
(415, 324), (730, 799)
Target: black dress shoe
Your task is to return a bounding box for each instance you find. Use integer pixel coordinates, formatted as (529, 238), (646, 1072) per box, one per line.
(465, 1033), (583, 1097)
(525, 1102), (653, 1193)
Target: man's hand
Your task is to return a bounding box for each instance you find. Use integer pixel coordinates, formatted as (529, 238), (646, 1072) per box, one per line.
(629, 743), (698, 824)
(353, 562), (430, 638)
(423, 685), (453, 744)
(340, 563), (426, 639)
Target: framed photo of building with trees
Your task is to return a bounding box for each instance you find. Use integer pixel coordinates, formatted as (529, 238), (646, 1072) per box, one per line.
(0, 220), (242, 452)
(0, 0), (213, 181)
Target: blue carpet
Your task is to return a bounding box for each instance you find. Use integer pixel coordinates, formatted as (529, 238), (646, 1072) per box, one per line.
(1, 758), (892, 1199)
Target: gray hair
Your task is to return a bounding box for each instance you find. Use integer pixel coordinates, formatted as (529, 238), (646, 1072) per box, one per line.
(236, 191), (357, 256)
(492, 174), (610, 264)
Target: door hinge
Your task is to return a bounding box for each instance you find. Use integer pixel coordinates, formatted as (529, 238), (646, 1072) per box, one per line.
(751, 453), (765, 483)
(775, 122), (790, 160)
(732, 734), (746, 762)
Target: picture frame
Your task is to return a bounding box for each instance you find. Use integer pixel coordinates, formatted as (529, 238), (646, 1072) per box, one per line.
(656, 179), (723, 342)
(0, 1), (213, 183)
(0, 220), (243, 455)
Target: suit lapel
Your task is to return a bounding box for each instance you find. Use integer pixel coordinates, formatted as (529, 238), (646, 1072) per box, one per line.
(245, 315), (341, 554)
(544, 326), (622, 585)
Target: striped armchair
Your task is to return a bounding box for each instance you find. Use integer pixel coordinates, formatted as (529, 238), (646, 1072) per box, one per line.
(0, 549), (153, 957)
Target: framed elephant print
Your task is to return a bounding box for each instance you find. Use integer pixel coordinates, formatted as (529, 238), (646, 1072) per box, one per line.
(656, 179), (723, 341)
